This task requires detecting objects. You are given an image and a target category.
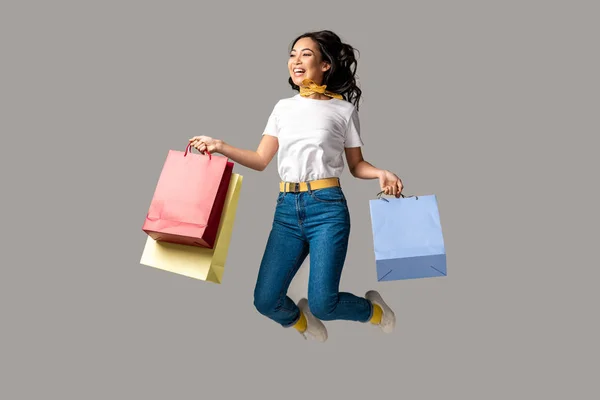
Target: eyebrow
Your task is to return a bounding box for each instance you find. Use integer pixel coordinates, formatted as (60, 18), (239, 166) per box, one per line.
(290, 48), (314, 53)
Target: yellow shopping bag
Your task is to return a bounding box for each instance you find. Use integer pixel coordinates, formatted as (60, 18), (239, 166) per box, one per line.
(140, 173), (243, 283)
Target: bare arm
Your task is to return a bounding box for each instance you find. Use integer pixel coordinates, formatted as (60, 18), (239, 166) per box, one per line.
(344, 146), (383, 179)
(345, 146), (404, 196)
(215, 134), (279, 172)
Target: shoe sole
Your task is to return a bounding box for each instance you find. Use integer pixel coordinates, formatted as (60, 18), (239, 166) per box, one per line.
(365, 290), (396, 333)
(298, 298), (328, 342)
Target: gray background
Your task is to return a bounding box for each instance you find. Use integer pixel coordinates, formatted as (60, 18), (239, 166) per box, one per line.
(2, 1), (598, 399)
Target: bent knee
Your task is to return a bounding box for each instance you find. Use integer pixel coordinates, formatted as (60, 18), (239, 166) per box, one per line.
(253, 291), (279, 316)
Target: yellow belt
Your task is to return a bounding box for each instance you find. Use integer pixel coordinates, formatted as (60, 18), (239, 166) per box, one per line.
(279, 177), (340, 193)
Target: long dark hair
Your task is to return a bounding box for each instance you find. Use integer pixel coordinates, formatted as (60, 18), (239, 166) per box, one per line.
(288, 30), (362, 111)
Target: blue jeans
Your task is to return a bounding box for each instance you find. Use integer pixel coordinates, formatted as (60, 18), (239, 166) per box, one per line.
(253, 185), (374, 327)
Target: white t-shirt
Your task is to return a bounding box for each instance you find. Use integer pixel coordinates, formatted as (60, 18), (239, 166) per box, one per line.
(262, 94), (363, 182)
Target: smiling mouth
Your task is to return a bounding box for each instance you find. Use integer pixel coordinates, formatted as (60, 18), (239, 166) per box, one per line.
(292, 68), (305, 76)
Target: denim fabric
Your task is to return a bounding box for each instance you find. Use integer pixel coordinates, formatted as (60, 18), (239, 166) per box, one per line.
(253, 185), (373, 327)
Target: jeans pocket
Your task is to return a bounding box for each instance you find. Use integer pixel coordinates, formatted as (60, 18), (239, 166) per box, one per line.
(276, 192), (285, 205)
(310, 187), (346, 203)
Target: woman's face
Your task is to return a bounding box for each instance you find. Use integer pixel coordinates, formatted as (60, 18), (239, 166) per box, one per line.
(288, 37), (330, 86)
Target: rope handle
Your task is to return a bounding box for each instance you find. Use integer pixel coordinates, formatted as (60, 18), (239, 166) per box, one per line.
(184, 143), (212, 160)
(376, 191), (418, 202)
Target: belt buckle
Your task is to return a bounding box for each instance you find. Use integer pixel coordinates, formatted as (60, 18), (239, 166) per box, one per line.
(284, 182), (301, 192)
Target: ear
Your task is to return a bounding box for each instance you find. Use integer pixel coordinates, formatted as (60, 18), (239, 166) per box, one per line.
(321, 62), (331, 72)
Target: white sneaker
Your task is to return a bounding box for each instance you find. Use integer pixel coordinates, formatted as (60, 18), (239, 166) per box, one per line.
(365, 290), (396, 333)
(296, 298), (328, 342)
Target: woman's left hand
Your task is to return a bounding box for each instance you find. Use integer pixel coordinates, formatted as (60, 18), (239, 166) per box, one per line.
(378, 170), (403, 198)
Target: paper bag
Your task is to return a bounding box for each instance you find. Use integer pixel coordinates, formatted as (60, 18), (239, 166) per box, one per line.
(142, 144), (233, 248)
(140, 173), (243, 283)
(369, 194), (446, 281)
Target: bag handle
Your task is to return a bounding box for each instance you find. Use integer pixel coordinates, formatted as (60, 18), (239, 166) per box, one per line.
(184, 143), (212, 160)
(376, 191), (418, 202)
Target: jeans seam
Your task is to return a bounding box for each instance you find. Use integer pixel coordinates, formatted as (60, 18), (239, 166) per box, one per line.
(309, 188), (346, 204)
(275, 241), (307, 314)
(310, 194), (346, 204)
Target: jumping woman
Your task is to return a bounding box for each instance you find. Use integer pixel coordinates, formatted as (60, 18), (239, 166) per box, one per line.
(190, 30), (403, 342)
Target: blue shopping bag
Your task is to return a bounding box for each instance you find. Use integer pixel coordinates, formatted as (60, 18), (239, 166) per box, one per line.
(369, 194), (446, 281)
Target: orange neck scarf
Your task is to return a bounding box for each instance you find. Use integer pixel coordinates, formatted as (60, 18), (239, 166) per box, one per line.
(299, 78), (343, 100)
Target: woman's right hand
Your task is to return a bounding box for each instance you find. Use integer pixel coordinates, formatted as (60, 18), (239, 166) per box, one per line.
(189, 135), (223, 154)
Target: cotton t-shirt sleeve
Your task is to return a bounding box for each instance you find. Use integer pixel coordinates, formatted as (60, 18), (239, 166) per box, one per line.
(262, 102), (279, 137)
(344, 107), (364, 148)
